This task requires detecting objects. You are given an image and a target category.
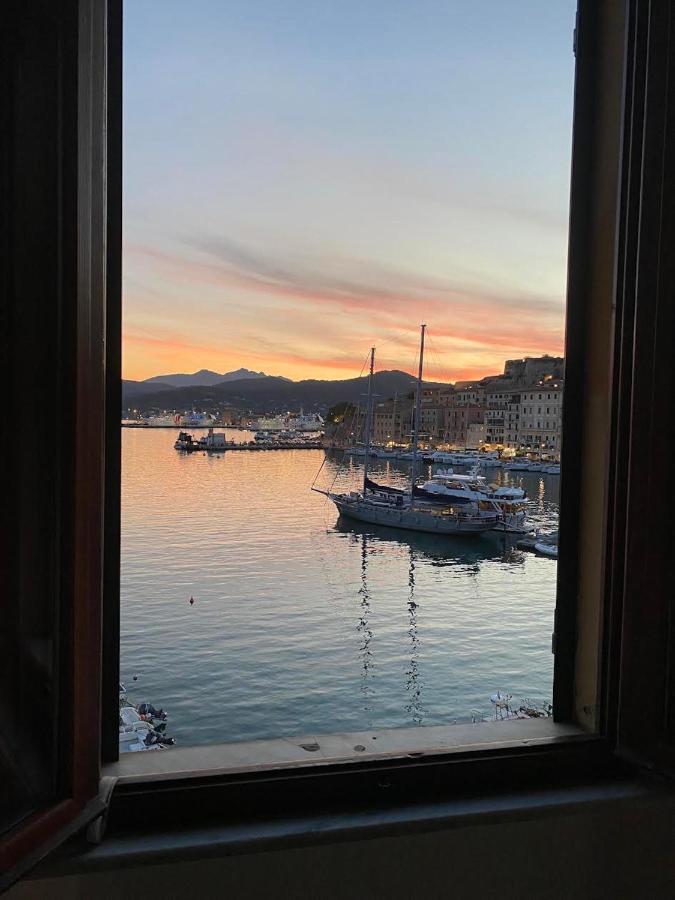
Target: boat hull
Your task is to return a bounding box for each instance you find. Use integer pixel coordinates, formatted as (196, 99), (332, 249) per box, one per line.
(332, 496), (496, 535)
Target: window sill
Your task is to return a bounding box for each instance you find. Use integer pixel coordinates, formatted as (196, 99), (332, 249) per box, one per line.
(106, 718), (585, 785)
(40, 777), (659, 877)
(33, 721), (654, 879)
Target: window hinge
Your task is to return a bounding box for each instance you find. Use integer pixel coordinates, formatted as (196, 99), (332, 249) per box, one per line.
(86, 775), (118, 845)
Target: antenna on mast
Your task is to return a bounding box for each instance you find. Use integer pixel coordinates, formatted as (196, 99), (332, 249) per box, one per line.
(362, 347), (376, 494)
(409, 324), (427, 500)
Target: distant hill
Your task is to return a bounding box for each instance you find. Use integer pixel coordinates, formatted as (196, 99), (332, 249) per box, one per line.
(123, 379), (174, 397)
(123, 370), (448, 415)
(143, 367), (275, 387)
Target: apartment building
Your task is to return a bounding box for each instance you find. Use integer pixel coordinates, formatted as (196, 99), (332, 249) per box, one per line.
(517, 384), (564, 451)
(443, 405), (485, 447)
(371, 401), (413, 445)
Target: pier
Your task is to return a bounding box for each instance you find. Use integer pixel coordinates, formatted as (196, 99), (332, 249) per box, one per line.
(178, 441), (324, 452)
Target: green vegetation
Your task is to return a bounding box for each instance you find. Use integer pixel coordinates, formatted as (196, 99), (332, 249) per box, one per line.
(327, 401), (356, 424)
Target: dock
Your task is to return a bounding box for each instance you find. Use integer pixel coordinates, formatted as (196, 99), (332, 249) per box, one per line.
(178, 442), (324, 453)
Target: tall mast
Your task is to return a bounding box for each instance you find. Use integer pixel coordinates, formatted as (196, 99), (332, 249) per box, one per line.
(362, 347), (376, 493)
(409, 324), (426, 500)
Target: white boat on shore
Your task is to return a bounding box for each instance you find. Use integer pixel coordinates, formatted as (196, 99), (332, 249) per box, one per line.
(119, 684), (174, 752)
(471, 691), (552, 723)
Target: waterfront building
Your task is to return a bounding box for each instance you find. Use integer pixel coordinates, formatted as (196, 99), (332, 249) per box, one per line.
(419, 405), (445, 444)
(452, 385), (486, 406)
(421, 387), (443, 405)
(516, 382), (563, 453)
(466, 422), (487, 450)
(443, 404), (485, 448)
(371, 400), (413, 446)
(484, 388), (522, 449)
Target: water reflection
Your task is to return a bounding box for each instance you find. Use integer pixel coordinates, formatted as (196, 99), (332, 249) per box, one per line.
(334, 515), (526, 571)
(352, 531), (425, 726)
(357, 533), (374, 715)
(336, 516), (533, 730)
(405, 546), (424, 724)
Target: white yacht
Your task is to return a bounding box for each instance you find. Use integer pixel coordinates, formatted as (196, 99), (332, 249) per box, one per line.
(416, 466), (528, 533)
(503, 459), (530, 471)
(526, 461), (546, 472)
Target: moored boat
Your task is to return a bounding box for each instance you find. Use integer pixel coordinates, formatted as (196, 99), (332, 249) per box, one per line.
(542, 463), (561, 475)
(534, 540), (558, 558)
(315, 328), (500, 537)
(174, 430), (200, 451)
(119, 684), (174, 752)
(416, 466), (528, 533)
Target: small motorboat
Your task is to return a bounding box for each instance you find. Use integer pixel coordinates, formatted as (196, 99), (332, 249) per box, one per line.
(119, 685), (175, 752)
(503, 459), (530, 471)
(542, 463), (561, 475)
(471, 692), (553, 723)
(534, 541), (558, 558)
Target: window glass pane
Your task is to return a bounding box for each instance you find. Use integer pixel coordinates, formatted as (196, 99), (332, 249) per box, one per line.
(121, 0), (574, 750)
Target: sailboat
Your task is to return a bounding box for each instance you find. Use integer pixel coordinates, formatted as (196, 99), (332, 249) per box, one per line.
(314, 326), (500, 536)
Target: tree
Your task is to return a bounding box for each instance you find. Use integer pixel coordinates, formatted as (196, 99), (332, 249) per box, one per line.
(326, 401), (356, 424)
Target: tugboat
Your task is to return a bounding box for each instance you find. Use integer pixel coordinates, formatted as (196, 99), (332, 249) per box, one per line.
(174, 430), (199, 451)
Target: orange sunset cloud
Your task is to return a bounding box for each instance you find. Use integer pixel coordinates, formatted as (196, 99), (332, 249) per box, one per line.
(123, 241), (565, 383)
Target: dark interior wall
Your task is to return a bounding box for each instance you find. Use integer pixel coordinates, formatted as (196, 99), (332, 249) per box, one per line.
(7, 793), (675, 900)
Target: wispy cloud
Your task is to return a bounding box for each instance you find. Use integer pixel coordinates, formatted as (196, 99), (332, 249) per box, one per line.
(123, 237), (565, 381)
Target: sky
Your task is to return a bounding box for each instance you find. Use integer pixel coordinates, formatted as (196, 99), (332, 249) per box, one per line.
(123, 0), (577, 383)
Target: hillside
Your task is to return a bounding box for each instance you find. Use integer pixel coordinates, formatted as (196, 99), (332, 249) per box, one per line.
(123, 370), (448, 414)
(142, 367), (275, 388)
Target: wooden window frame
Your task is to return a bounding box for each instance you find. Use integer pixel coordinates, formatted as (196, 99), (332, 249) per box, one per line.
(100, 0), (634, 809)
(4, 0), (675, 882)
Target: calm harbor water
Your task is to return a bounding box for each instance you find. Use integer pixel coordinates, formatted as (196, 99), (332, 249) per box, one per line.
(121, 428), (559, 747)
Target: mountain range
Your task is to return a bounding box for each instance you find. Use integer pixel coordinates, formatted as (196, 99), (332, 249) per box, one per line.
(123, 369), (447, 414)
(123, 367), (290, 397)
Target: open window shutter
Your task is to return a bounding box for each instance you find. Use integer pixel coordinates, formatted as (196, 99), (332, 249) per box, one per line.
(608, 0), (675, 774)
(0, 0), (119, 888)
